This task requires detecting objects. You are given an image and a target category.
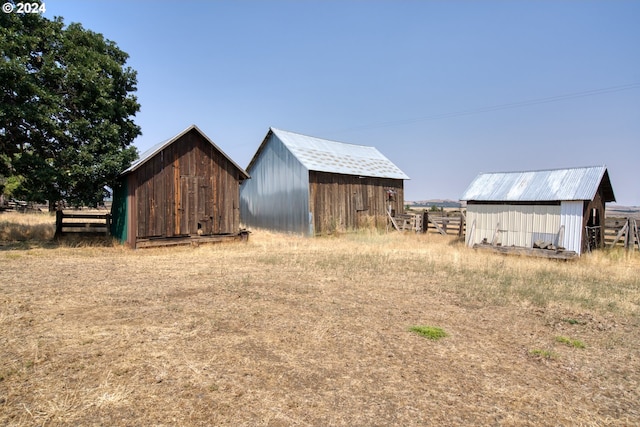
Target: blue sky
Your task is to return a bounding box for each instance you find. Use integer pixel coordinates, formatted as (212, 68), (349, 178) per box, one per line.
(43, 1), (639, 205)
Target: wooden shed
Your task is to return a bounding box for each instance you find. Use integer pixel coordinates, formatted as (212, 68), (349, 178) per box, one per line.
(240, 128), (409, 235)
(111, 125), (249, 248)
(461, 165), (616, 255)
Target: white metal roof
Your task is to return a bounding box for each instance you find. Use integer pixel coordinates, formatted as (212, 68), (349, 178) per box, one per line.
(460, 165), (615, 202)
(267, 128), (410, 180)
(121, 124), (249, 178)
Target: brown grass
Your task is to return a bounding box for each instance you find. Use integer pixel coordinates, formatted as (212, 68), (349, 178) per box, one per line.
(1, 213), (639, 426)
(0, 211), (56, 242)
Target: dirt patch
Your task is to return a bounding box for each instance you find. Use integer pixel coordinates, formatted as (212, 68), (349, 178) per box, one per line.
(1, 229), (638, 426)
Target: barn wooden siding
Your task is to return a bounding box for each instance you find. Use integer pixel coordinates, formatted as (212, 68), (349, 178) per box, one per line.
(581, 185), (607, 252)
(126, 129), (244, 245)
(309, 171), (404, 234)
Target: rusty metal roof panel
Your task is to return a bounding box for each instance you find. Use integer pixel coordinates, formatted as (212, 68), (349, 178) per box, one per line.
(461, 166), (615, 202)
(270, 128), (410, 180)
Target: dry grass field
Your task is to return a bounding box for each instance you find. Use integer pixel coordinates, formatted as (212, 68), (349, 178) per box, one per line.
(1, 212), (639, 426)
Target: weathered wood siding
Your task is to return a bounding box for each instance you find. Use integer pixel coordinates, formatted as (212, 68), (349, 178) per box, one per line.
(309, 171), (404, 234)
(582, 183), (607, 252)
(131, 129), (242, 239)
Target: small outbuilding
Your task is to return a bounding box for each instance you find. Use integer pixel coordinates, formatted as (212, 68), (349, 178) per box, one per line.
(240, 128), (410, 235)
(460, 165), (615, 255)
(111, 125), (249, 248)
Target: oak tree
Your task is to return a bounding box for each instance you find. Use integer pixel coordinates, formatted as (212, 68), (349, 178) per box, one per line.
(1, 3), (140, 209)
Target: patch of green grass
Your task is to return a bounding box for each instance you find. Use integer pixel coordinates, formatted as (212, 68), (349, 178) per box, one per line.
(529, 349), (558, 360)
(409, 325), (447, 340)
(3, 252), (22, 259)
(555, 336), (586, 349)
(561, 317), (586, 325)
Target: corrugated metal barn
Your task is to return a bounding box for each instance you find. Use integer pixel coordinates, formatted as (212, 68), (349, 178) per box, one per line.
(111, 125), (249, 248)
(460, 165), (616, 255)
(240, 128), (410, 235)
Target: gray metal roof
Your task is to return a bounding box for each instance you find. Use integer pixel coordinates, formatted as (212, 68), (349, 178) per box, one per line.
(260, 128), (409, 179)
(460, 165), (615, 202)
(121, 124), (249, 178)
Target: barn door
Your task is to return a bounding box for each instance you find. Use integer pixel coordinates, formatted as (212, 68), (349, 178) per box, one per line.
(355, 185), (368, 212)
(198, 178), (213, 235)
(179, 176), (193, 235)
(585, 207), (601, 251)
(179, 176), (212, 236)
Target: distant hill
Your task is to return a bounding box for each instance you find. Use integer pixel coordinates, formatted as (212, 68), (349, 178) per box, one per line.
(407, 199), (462, 209)
(607, 205), (640, 219)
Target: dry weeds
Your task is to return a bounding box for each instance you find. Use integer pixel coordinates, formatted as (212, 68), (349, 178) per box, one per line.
(1, 213), (639, 426)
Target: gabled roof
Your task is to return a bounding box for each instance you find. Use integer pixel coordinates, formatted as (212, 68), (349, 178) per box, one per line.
(121, 124), (249, 179)
(246, 127), (409, 180)
(460, 165), (615, 202)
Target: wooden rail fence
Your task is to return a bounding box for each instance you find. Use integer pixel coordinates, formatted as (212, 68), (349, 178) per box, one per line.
(390, 211), (466, 236)
(393, 212), (638, 251)
(55, 210), (111, 237)
(604, 217), (640, 250)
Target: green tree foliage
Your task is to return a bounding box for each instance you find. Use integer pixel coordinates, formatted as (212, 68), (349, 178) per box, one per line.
(0, 3), (140, 209)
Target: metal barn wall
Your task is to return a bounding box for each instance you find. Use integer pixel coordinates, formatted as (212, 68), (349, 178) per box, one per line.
(240, 134), (311, 235)
(560, 201), (584, 254)
(466, 204), (562, 248)
(309, 171), (404, 234)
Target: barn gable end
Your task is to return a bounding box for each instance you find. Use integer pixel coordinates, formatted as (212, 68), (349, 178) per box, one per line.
(240, 128), (409, 236)
(111, 125), (249, 248)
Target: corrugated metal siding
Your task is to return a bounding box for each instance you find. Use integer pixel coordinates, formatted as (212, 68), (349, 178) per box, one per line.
(461, 166), (612, 202)
(240, 134), (311, 235)
(466, 204), (562, 248)
(271, 128), (409, 180)
(560, 200), (584, 254)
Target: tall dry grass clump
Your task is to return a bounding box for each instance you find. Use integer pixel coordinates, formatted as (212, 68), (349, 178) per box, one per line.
(0, 211), (56, 241)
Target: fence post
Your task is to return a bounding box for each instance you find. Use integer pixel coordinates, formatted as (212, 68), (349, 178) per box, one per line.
(624, 218), (631, 250)
(55, 210), (63, 237)
(105, 213), (111, 237)
(458, 212), (465, 237)
(422, 211), (428, 233)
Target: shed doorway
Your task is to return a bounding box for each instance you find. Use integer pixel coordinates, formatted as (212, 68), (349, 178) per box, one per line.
(585, 207), (601, 252)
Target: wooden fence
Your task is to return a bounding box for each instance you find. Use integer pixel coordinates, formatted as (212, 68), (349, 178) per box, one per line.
(395, 212), (638, 251)
(425, 212), (465, 236)
(390, 211), (465, 236)
(55, 210), (111, 237)
(604, 217), (640, 250)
